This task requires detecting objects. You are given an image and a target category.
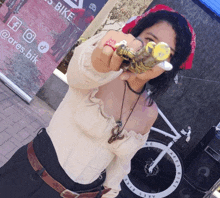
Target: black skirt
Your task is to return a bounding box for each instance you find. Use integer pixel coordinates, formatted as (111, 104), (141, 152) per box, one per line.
(0, 128), (106, 198)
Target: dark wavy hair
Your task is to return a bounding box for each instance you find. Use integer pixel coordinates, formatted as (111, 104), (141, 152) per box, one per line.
(130, 10), (192, 105)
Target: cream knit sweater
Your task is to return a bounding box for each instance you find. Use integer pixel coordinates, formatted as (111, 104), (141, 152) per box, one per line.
(46, 32), (149, 197)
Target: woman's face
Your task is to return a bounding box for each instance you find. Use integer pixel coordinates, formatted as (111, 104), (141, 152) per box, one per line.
(138, 21), (176, 62)
(133, 21), (176, 81)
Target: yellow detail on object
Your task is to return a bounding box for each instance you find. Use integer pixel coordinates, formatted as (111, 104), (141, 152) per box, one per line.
(145, 41), (156, 54)
(79, 37), (87, 43)
(153, 42), (170, 61)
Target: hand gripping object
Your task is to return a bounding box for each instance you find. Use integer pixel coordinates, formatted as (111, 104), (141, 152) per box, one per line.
(115, 41), (173, 74)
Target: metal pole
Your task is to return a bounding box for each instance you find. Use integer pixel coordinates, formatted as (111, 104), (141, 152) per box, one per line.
(0, 72), (32, 103)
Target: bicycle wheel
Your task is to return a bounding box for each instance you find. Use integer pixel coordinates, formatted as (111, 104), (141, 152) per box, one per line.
(121, 140), (183, 198)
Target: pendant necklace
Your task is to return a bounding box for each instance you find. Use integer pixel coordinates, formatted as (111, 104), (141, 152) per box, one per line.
(108, 81), (145, 144)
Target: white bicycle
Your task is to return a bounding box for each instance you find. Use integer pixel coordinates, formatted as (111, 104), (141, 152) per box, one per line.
(119, 106), (192, 198)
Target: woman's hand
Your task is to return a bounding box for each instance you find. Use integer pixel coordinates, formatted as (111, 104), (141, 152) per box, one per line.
(91, 30), (143, 73)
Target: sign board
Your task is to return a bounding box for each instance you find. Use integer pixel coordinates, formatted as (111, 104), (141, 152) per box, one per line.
(0, 0), (107, 102)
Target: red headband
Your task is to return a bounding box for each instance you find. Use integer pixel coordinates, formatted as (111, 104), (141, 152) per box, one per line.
(122, 4), (196, 70)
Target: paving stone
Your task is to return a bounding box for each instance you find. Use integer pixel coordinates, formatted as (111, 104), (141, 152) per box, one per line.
(9, 112), (24, 123)
(0, 85), (3, 93)
(32, 129), (40, 136)
(0, 113), (6, 121)
(0, 132), (11, 145)
(41, 112), (53, 124)
(10, 105), (27, 117)
(5, 146), (19, 160)
(0, 93), (8, 102)
(17, 129), (30, 140)
(11, 103), (31, 116)
(1, 106), (17, 117)
(3, 88), (15, 97)
(13, 101), (27, 110)
(0, 104), (4, 112)
(23, 125), (40, 136)
(23, 113), (37, 124)
(0, 120), (9, 132)
(18, 121), (29, 131)
(0, 154), (8, 167)
(1, 99), (13, 110)
(0, 141), (16, 156)
(6, 124), (26, 137)
(0, 114), (3, 121)
(30, 113), (46, 125)
(10, 94), (25, 103)
(21, 135), (35, 145)
(7, 130), (24, 142)
(24, 125), (36, 134)
(30, 120), (44, 131)
(15, 119), (30, 128)
(0, 84), (12, 92)
(9, 137), (23, 148)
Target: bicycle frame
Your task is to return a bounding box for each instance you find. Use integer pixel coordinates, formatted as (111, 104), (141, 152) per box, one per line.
(148, 106), (190, 173)
(151, 108), (182, 140)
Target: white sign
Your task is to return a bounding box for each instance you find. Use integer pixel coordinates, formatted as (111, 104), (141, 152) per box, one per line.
(63, 0), (84, 8)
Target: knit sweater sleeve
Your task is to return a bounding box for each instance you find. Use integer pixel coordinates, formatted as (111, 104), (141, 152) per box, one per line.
(67, 31), (123, 90)
(101, 153), (134, 197)
(102, 131), (150, 198)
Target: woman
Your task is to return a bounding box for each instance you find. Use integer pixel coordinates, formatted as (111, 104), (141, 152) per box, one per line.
(0, 4), (195, 198)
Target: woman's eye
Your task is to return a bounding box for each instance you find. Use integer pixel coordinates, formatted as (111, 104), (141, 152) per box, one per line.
(145, 38), (154, 42)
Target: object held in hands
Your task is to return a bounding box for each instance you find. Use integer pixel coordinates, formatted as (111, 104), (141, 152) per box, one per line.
(115, 41), (173, 74)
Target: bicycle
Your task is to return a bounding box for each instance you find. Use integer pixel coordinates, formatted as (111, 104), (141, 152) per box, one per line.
(117, 104), (192, 198)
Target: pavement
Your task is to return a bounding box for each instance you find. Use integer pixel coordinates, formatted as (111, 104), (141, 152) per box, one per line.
(0, 81), (55, 167)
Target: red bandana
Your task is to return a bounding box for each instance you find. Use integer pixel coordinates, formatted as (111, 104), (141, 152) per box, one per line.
(122, 4), (196, 70)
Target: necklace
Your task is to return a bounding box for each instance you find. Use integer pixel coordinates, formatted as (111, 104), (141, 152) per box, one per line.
(108, 81), (142, 144)
(125, 80), (146, 95)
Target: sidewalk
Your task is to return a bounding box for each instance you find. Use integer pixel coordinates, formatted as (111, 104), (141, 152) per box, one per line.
(0, 81), (55, 167)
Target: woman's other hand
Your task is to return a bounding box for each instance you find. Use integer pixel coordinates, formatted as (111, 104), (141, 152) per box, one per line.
(91, 30), (143, 73)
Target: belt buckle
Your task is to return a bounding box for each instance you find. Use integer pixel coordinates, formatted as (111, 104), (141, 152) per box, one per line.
(60, 189), (80, 198)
